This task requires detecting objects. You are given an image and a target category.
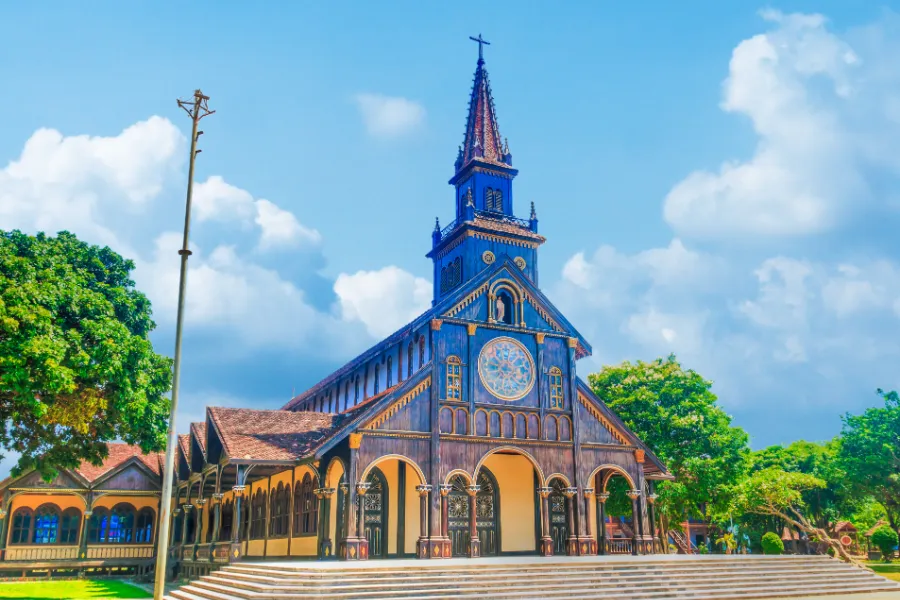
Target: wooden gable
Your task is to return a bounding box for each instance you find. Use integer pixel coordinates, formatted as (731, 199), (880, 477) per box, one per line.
(11, 469), (85, 490)
(575, 391), (630, 445)
(95, 460), (160, 491)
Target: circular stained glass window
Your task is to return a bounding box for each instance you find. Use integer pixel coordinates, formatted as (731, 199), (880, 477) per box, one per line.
(477, 337), (536, 401)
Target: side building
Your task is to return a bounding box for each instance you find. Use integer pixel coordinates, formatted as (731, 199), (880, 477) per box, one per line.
(0, 444), (163, 577)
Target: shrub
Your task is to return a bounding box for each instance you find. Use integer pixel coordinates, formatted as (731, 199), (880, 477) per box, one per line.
(761, 532), (784, 555)
(871, 526), (899, 562)
(698, 543), (709, 554)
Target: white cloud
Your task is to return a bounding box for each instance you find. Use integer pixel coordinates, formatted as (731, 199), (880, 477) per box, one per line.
(334, 266), (431, 338)
(0, 116), (184, 250)
(663, 10), (900, 238)
(193, 175), (322, 251)
(355, 94), (426, 138)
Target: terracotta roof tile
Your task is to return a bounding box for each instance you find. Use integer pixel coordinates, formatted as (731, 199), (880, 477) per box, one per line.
(190, 422), (207, 454)
(208, 407), (355, 462)
(75, 443), (164, 483)
(178, 434), (190, 458)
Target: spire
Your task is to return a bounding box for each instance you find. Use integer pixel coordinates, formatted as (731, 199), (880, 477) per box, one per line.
(456, 35), (512, 174)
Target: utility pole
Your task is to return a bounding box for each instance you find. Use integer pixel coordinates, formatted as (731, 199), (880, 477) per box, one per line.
(153, 89), (215, 600)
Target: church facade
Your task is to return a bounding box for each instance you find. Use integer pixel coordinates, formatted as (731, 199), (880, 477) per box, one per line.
(0, 41), (672, 579)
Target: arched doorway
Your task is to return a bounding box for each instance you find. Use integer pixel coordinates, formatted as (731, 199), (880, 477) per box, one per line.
(363, 467), (388, 558)
(447, 469), (499, 556)
(547, 477), (570, 555)
(594, 468), (637, 555)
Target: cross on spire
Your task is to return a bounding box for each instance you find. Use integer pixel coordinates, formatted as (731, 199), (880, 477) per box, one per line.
(469, 34), (490, 62)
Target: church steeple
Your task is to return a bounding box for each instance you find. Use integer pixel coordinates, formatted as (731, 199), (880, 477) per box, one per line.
(429, 36), (544, 306)
(454, 34), (513, 175)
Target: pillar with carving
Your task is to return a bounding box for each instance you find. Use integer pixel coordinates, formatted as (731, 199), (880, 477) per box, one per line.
(466, 484), (481, 558)
(230, 484), (246, 561)
(414, 484), (431, 558)
(627, 489), (642, 555)
(647, 492), (659, 554)
(580, 488), (598, 555)
(210, 493), (224, 555)
(563, 487), (578, 555)
(315, 487), (336, 559)
(538, 487), (553, 556)
(597, 492), (609, 555)
(439, 484), (452, 543)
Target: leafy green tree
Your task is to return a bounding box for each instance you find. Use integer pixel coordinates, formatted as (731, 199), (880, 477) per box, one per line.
(751, 439), (850, 530)
(870, 525), (898, 562)
(0, 230), (171, 477)
(588, 354), (750, 531)
(731, 467), (854, 562)
(839, 389), (900, 530)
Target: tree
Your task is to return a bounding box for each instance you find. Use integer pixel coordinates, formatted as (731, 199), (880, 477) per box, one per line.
(870, 525), (898, 562)
(0, 230), (171, 477)
(732, 467), (855, 563)
(839, 390), (900, 530)
(588, 355), (750, 531)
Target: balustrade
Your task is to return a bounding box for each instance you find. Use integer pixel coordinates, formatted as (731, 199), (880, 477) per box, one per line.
(605, 538), (633, 555)
(5, 546), (79, 561)
(86, 545), (154, 559)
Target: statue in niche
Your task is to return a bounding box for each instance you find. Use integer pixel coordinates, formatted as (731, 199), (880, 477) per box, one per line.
(495, 292), (513, 324)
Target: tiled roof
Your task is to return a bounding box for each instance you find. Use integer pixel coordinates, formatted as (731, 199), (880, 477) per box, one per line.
(75, 443), (163, 483)
(177, 434), (190, 458)
(208, 407), (356, 462)
(190, 422), (207, 454)
(456, 51), (510, 173)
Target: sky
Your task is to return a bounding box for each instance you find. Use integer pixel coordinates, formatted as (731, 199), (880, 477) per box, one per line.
(2, 2), (900, 474)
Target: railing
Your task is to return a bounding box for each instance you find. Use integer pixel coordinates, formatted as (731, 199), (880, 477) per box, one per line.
(605, 538), (634, 555)
(86, 545), (154, 559)
(439, 210), (533, 241)
(5, 546), (79, 561)
(195, 545), (210, 561)
(212, 542), (231, 563)
(181, 545), (194, 561)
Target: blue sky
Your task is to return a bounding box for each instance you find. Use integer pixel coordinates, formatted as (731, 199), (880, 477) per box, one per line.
(2, 2), (900, 470)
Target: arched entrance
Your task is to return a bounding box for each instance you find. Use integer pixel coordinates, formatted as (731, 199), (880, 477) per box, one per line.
(594, 467), (638, 555)
(547, 477), (570, 555)
(363, 467), (388, 558)
(447, 469), (499, 557)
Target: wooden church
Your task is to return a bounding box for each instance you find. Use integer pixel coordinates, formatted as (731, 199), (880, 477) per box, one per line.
(0, 38), (673, 579)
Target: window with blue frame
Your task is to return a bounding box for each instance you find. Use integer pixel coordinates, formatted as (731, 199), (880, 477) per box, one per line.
(60, 508), (81, 544)
(32, 505), (60, 544)
(549, 367), (564, 409)
(135, 508), (155, 543)
(446, 356), (462, 400)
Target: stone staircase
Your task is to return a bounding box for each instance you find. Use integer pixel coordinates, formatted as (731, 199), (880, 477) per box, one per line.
(167, 554), (900, 600)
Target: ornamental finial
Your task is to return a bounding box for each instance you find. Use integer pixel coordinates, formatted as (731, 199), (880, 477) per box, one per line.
(469, 33), (490, 63)
(530, 201), (536, 220)
(434, 217), (440, 231)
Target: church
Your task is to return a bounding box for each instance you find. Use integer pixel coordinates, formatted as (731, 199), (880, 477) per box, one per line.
(0, 38), (672, 579)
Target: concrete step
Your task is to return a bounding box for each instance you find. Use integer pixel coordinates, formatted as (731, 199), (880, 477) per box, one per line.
(183, 575), (899, 600)
(199, 567), (886, 593)
(166, 556), (900, 600)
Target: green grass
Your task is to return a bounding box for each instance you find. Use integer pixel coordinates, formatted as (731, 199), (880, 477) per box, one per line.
(0, 579), (151, 599)
(867, 561), (900, 583)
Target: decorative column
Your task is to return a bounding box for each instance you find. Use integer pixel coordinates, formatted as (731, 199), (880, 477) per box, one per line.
(209, 493), (223, 558)
(342, 433), (365, 560)
(563, 487), (578, 555)
(180, 504), (192, 546)
(538, 487), (553, 556)
(581, 488), (598, 555)
(344, 481), (370, 561)
(315, 488), (336, 559)
(626, 490), (641, 556)
(597, 492), (609, 555)
(439, 484), (452, 543)
(415, 484), (432, 558)
(467, 324), (477, 434)
(78, 508), (92, 560)
(230, 484), (246, 562)
(647, 493), (659, 554)
(0, 505), (7, 561)
(466, 485), (481, 558)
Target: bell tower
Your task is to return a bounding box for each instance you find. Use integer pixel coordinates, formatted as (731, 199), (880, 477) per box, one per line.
(428, 35), (544, 306)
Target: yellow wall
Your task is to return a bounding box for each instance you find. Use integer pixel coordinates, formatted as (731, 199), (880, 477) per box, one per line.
(325, 459), (344, 547)
(380, 461), (399, 555)
(482, 453), (537, 552)
(9, 494), (87, 513)
(92, 495), (158, 511)
(405, 465), (421, 553)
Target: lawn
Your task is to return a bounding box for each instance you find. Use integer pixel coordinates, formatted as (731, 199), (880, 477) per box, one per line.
(867, 561), (900, 583)
(0, 579), (151, 599)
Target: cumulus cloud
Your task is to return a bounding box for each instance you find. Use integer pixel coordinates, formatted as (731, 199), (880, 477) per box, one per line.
(193, 175), (322, 251)
(663, 10), (900, 238)
(334, 266), (431, 338)
(355, 93), (426, 138)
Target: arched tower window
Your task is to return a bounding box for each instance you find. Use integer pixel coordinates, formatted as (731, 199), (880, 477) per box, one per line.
(485, 187), (496, 212)
(446, 356), (462, 400)
(386, 356), (393, 388)
(549, 367), (564, 409)
(493, 189), (503, 212)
